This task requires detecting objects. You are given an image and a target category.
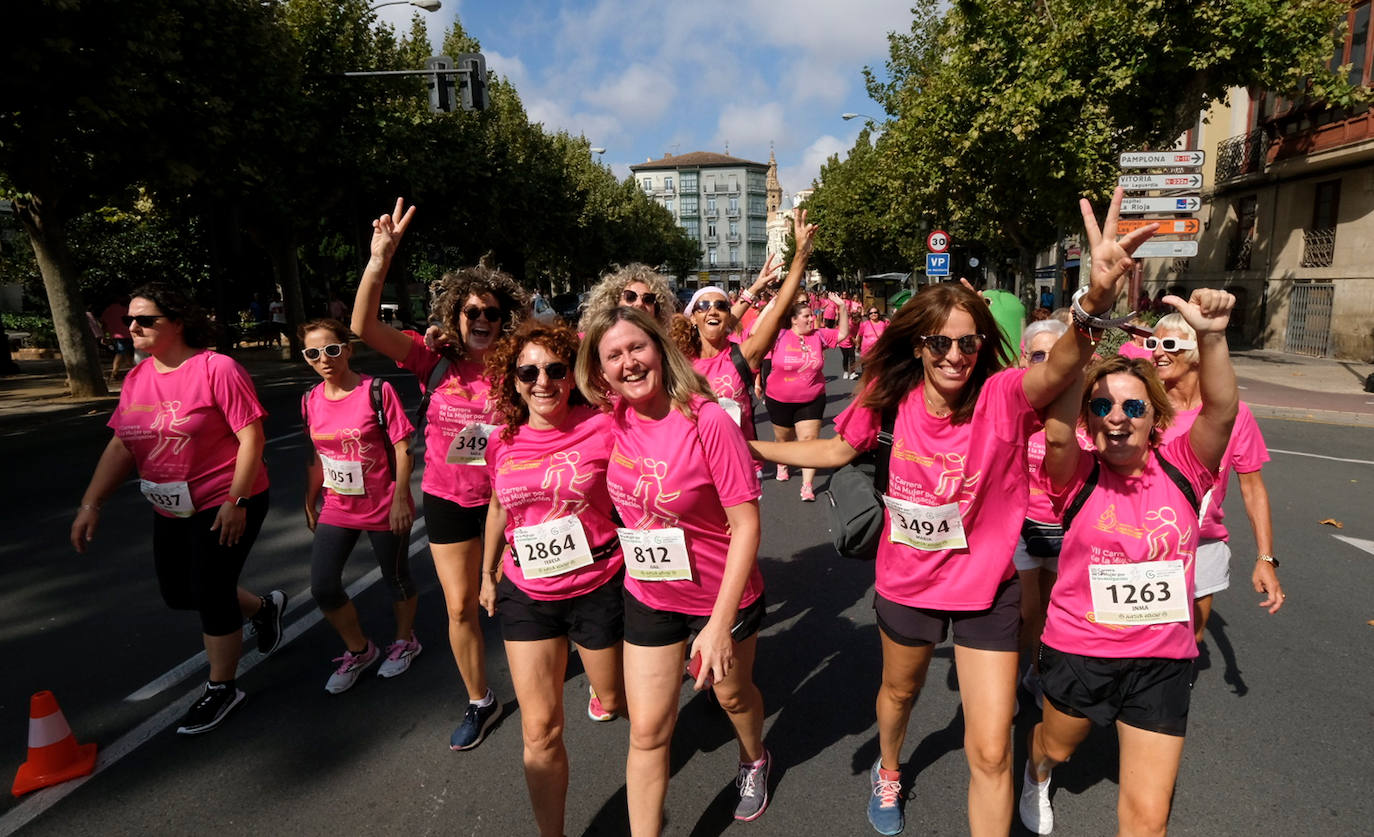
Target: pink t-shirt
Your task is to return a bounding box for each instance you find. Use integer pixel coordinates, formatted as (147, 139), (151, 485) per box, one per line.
(833, 368), (1039, 609)
(605, 396), (763, 616)
(1024, 430), (1059, 524)
(1160, 401), (1268, 541)
(1041, 433), (1215, 659)
(110, 351), (269, 516)
(856, 320), (887, 354)
(305, 376), (415, 531)
(1118, 341), (1153, 360)
(765, 328), (839, 403)
(693, 340), (756, 441)
(821, 298), (839, 320)
(397, 333), (496, 507)
(487, 406), (624, 601)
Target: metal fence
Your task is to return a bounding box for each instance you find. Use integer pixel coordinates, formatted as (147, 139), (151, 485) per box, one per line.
(1284, 282), (1334, 357)
(1216, 129), (1267, 183)
(1301, 227), (1336, 267)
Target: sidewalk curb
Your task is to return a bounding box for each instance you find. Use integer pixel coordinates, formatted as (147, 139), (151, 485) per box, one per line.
(1247, 403), (1374, 427)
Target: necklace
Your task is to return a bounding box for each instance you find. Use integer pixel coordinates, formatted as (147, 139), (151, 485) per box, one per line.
(925, 392), (952, 418)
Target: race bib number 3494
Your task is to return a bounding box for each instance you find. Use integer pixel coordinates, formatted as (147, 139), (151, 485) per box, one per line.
(1089, 560), (1188, 626)
(446, 423), (497, 466)
(617, 528), (692, 582)
(883, 495), (968, 551)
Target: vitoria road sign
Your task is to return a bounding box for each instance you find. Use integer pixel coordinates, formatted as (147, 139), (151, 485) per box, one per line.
(1119, 174), (1203, 190)
(1131, 240), (1199, 258)
(1117, 219), (1200, 236)
(1120, 197), (1201, 213)
(926, 230), (950, 253)
(1120, 150), (1205, 168)
(926, 252), (951, 276)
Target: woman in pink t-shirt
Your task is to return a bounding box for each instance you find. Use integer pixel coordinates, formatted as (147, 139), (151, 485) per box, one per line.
(351, 198), (529, 751)
(763, 291), (849, 501)
(476, 322), (625, 837)
(1019, 291), (1243, 836)
(578, 263), (679, 334)
(1151, 312), (1284, 643)
(854, 307), (888, 374)
(576, 306), (770, 831)
(670, 209), (816, 445)
(71, 282), (284, 736)
(299, 318), (420, 695)
(751, 190), (1154, 836)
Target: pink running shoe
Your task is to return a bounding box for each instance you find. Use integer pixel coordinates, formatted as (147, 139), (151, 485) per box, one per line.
(776, 465), (790, 482)
(800, 483), (816, 502)
(587, 685), (615, 722)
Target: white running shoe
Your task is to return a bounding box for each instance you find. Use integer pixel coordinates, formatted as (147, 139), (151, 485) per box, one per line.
(325, 641), (380, 694)
(378, 634), (422, 679)
(1019, 761), (1054, 834)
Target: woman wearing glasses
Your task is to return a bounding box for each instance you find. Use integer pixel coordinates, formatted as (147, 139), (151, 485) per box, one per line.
(1149, 314), (1284, 644)
(71, 282), (285, 736)
(762, 289), (850, 502)
(298, 319), (419, 694)
(750, 190), (1152, 836)
(578, 263), (678, 333)
(1020, 290), (1241, 836)
(854, 307), (888, 377)
(477, 321), (625, 837)
(670, 209), (815, 441)
(352, 198), (529, 751)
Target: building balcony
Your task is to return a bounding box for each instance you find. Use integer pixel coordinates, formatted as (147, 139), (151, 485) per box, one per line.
(1225, 236), (1254, 271)
(1216, 129), (1268, 184)
(726, 233), (740, 243)
(726, 207), (740, 217)
(705, 209), (719, 218)
(1301, 227), (1335, 268)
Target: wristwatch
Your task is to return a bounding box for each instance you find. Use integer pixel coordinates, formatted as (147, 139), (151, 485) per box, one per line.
(230, 496), (250, 509)
(1256, 554), (1280, 568)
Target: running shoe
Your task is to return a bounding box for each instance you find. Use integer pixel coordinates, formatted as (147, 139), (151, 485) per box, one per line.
(800, 483), (816, 502)
(450, 694), (501, 750)
(325, 641), (380, 694)
(176, 682), (245, 735)
(1019, 761), (1054, 834)
(250, 589), (287, 655)
(776, 465), (790, 482)
(734, 749), (772, 821)
(587, 685), (615, 722)
(867, 757), (904, 835)
(377, 634), (422, 679)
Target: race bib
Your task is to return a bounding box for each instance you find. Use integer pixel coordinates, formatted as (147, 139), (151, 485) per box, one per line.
(1089, 560), (1188, 626)
(512, 516), (594, 580)
(617, 527), (692, 582)
(445, 422), (497, 466)
(718, 397), (743, 427)
(140, 480), (194, 518)
(883, 495), (968, 551)
(319, 455), (365, 496)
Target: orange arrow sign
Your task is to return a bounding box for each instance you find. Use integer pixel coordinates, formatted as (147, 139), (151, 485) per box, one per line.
(1117, 218), (1200, 235)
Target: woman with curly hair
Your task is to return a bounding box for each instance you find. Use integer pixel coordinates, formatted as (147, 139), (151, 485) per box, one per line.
(578, 262), (677, 333)
(477, 321), (625, 837)
(351, 198), (529, 751)
(669, 209), (816, 442)
(576, 306), (770, 831)
(750, 190), (1155, 836)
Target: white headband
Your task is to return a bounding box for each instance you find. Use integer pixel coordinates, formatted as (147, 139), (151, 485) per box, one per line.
(687, 286), (729, 312)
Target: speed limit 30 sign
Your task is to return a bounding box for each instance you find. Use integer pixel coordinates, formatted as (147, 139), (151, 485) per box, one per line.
(927, 230), (950, 253)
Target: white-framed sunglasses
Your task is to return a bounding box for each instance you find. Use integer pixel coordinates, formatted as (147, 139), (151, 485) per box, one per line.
(1144, 336), (1196, 352)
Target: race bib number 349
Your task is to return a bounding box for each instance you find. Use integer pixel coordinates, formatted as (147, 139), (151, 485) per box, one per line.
(1089, 560), (1188, 626)
(513, 516), (594, 580)
(883, 495), (968, 551)
(446, 422), (497, 466)
(617, 527), (692, 582)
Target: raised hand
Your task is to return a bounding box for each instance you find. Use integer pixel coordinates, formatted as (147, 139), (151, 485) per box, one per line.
(370, 197), (416, 262)
(1079, 187), (1156, 311)
(755, 253), (783, 288)
(792, 208), (818, 259)
(1161, 288), (1235, 335)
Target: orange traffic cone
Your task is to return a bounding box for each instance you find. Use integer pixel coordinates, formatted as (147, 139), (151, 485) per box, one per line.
(11, 691), (97, 797)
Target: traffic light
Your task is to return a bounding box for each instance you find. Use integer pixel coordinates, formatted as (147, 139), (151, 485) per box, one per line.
(425, 55), (456, 113)
(458, 52), (488, 112)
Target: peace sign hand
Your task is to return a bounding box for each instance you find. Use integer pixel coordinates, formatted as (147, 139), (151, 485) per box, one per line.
(792, 207), (818, 259)
(1079, 187), (1156, 312)
(370, 197), (417, 263)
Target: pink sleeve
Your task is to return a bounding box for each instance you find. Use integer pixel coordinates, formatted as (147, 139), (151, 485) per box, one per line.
(833, 394), (880, 454)
(819, 328), (840, 349)
(981, 367), (1038, 443)
(1170, 431), (1218, 499)
(207, 354), (267, 432)
(695, 402), (762, 506)
(381, 380), (415, 444)
(1228, 403), (1270, 474)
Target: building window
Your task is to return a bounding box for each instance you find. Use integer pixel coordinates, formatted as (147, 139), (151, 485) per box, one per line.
(728, 196), (739, 212)
(708, 247), (718, 266)
(1313, 179), (1340, 229)
(642, 178), (653, 192)
(665, 199), (674, 215)
(728, 221), (739, 238)
(681, 196), (698, 215)
(729, 246), (739, 266)
(681, 173), (697, 192)
(748, 195), (766, 215)
(1303, 179), (1340, 267)
(664, 176), (674, 192)
(682, 219), (699, 239)
(707, 196), (717, 214)
(1227, 195), (1257, 270)
(707, 223), (717, 238)
(748, 218), (766, 239)
(747, 171), (766, 191)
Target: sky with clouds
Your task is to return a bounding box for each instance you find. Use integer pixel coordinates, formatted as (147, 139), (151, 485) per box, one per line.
(377, 0), (914, 202)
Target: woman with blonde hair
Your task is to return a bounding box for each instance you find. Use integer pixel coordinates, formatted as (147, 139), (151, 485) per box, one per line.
(578, 263), (678, 332)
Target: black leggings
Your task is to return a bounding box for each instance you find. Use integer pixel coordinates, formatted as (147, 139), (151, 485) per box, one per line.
(841, 345), (856, 370)
(310, 523), (416, 612)
(152, 491), (269, 636)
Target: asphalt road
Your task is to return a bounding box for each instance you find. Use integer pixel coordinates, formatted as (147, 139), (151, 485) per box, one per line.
(1, 352), (1371, 836)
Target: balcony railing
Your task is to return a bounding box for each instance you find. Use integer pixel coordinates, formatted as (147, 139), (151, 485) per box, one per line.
(726, 207), (740, 217)
(1225, 236), (1253, 271)
(1301, 227), (1335, 267)
(1216, 129), (1266, 183)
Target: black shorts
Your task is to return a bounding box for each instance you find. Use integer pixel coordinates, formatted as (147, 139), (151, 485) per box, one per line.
(623, 589), (766, 648)
(423, 492), (488, 544)
(497, 571), (625, 649)
(1038, 644), (1192, 736)
(874, 576), (1021, 652)
(765, 392), (827, 428)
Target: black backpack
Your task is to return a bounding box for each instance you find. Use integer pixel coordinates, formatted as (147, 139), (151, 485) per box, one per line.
(301, 376), (397, 478)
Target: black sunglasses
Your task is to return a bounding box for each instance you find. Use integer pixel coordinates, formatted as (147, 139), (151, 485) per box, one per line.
(621, 290), (658, 306)
(514, 362), (570, 383)
(920, 333), (985, 356)
(462, 306), (505, 323)
(693, 299), (731, 313)
(1089, 397), (1148, 419)
(121, 314), (164, 328)
(302, 343), (347, 361)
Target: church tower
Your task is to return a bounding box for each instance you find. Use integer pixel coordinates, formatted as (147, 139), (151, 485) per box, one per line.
(766, 146), (783, 222)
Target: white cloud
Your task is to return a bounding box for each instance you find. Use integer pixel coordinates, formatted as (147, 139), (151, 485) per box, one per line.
(779, 133), (855, 196)
(582, 63), (676, 122)
(713, 103), (786, 154)
(484, 49), (529, 89)
(782, 57), (853, 107)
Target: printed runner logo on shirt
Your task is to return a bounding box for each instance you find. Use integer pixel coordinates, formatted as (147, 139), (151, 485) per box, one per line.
(147, 400), (193, 460)
(540, 450), (593, 521)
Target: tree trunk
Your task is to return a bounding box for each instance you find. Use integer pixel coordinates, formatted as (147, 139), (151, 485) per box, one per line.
(269, 234), (305, 355)
(0, 327), (20, 375)
(14, 197), (108, 398)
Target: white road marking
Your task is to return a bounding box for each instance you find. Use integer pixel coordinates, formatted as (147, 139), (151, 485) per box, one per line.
(1269, 448), (1374, 466)
(0, 523), (430, 835)
(1333, 535), (1374, 557)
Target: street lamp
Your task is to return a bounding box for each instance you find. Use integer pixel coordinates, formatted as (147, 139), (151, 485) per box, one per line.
(841, 112), (882, 124)
(589, 147), (606, 155)
(369, 0), (442, 12)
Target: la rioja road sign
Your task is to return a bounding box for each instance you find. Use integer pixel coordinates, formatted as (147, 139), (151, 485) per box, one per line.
(1119, 173), (1204, 190)
(1119, 150), (1205, 168)
(926, 252), (951, 277)
(1120, 197), (1202, 214)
